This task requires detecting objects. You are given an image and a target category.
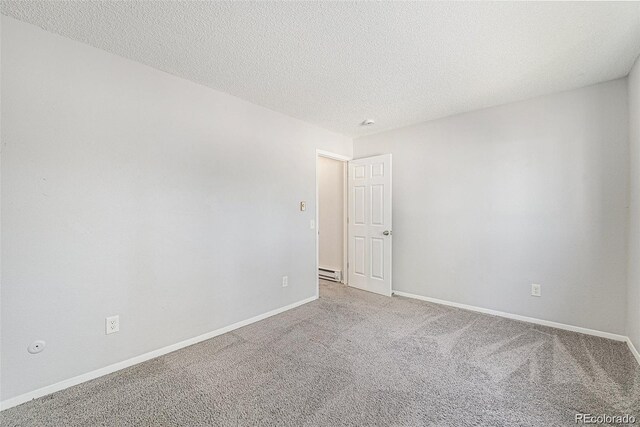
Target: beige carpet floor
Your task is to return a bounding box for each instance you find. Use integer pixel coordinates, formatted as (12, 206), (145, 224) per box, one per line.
(1, 281), (639, 426)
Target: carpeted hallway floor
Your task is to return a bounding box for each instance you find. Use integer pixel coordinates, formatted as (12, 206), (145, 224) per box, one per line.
(2, 281), (639, 426)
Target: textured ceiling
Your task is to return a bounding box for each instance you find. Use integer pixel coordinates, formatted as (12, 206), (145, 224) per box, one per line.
(2, 1), (640, 137)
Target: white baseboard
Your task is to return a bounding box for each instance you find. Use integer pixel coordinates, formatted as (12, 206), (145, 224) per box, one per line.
(0, 295), (318, 411)
(392, 290), (628, 342)
(627, 337), (640, 366)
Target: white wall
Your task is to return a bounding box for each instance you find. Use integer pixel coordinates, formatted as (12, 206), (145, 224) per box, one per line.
(628, 57), (640, 352)
(354, 79), (629, 335)
(318, 156), (344, 272)
(0, 17), (352, 402)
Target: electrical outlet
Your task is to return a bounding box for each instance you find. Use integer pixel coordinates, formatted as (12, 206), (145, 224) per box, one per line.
(106, 315), (119, 334)
(531, 284), (541, 297)
(282, 276), (288, 288)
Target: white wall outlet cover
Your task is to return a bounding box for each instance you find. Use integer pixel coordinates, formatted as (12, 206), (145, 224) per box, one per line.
(300, 201), (306, 211)
(27, 340), (46, 354)
(282, 276), (289, 287)
(105, 315), (120, 334)
(531, 284), (541, 297)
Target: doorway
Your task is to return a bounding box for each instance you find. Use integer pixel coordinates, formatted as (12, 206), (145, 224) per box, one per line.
(315, 150), (393, 297)
(316, 151), (349, 292)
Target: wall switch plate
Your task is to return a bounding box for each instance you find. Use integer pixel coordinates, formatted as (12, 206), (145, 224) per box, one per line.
(282, 276), (288, 287)
(300, 201), (306, 211)
(531, 284), (541, 297)
(106, 315), (120, 334)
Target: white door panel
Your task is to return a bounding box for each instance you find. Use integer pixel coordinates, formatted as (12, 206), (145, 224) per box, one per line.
(348, 154), (392, 296)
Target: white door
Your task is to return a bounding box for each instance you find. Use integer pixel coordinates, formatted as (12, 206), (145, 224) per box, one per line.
(348, 154), (392, 296)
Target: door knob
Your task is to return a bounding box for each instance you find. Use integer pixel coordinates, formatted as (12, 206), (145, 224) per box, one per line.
(383, 230), (392, 236)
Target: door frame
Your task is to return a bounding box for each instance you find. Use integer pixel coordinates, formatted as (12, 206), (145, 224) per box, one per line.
(315, 149), (351, 298)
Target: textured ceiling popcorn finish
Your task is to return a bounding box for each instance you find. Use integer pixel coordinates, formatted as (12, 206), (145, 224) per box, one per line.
(2, 1), (640, 137)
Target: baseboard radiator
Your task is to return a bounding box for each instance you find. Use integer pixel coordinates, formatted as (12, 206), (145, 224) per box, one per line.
(319, 267), (342, 282)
